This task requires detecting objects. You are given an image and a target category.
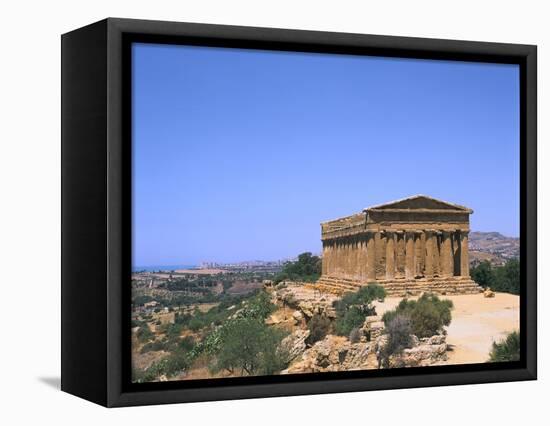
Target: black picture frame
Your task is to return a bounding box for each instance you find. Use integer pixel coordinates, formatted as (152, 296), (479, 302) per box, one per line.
(61, 17), (537, 407)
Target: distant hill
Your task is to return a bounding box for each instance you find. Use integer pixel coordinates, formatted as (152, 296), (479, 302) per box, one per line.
(469, 231), (519, 266)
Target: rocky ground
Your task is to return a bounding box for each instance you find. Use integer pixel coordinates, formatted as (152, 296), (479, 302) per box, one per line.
(269, 283), (519, 373)
(370, 292), (520, 365)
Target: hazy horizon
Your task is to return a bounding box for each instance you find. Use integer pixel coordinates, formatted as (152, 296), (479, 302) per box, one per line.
(132, 43), (520, 266)
(133, 226), (519, 269)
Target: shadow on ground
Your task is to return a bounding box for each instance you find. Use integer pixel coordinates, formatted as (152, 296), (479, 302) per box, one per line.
(38, 377), (61, 390)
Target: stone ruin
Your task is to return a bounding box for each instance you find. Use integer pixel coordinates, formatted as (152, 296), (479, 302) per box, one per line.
(312, 195), (482, 296)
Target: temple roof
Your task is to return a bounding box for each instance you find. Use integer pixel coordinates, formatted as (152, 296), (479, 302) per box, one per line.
(364, 195), (473, 213)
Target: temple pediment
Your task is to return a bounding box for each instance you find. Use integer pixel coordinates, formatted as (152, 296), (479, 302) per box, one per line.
(364, 195), (472, 213)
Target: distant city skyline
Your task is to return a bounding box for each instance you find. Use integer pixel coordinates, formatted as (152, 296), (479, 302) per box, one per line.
(132, 43), (519, 266)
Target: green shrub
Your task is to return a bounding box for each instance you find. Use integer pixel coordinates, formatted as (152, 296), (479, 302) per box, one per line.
(382, 293), (453, 338)
(333, 284), (386, 336)
(136, 325), (154, 343)
(135, 349), (192, 382)
(334, 284), (386, 317)
(188, 316), (204, 332)
(140, 340), (166, 354)
(178, 335), (195, 351)
(131, 319), (145, 328)
(488, 331), (520, 362)
(306, 314), (331, 345)
(238, 291), (275, 320)
(378, 314), (413, 368)
(162, 350), (191, 377)
(334, 306), (365, 336)
(165, 323), (183, 340)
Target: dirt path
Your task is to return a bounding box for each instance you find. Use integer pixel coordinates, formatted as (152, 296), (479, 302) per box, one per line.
(373, 292), (520, 365)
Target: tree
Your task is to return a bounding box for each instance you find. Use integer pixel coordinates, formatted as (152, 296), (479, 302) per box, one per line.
(195, 290), (288, 376)
(471, 260), (495, 287)
(488, 331), (520, 362)
(471, 259), (520, 295)
(494, 259), (520, 295)
(210, 317), (288, 375)
(382, 293), (453, 338)
(273, 252), (322, 284)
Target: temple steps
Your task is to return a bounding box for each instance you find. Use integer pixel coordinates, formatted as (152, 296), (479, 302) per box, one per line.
(308, 276), (483, 297)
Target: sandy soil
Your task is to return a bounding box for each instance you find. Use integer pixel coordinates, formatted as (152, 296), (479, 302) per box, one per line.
(373, 292), (520, 364)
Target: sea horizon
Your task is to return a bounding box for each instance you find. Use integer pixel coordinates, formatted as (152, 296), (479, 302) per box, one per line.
(132, 264), (198, 272)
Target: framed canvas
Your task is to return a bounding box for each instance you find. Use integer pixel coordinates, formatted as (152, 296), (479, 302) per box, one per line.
(61, 18), (537, 407)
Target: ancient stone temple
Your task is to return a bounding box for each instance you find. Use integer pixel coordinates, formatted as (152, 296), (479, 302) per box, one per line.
(315, 195), (482, 296)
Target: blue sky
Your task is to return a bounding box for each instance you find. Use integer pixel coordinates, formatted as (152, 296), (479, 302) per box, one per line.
(132, 43), (519, 267)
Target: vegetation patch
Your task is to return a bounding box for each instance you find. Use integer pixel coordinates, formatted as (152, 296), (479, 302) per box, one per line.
(333, 284), (386, 336)
(471, 259), (520, 295)
(377, 314), (414, 368)
(306, 314), (332, 345)
(274, 252), (322, 284)
(488, 331), (520, 362)
(382, 293), (453, 338)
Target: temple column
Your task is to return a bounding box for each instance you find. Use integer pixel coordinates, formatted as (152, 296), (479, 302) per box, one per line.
(322, 242), (327, 275)
(354, 236), (362, 280)
(334, 240), (339, 277)
(326, 242), (332, 275)
(414, 231), (424, 277)
(433, 232), (441, 276)
(460, 230), (470, 277)
(336, 238), (344, 277)
(424, 230), (434, 278)
(357, 236), (366, 281)
(330, 241), (335, 275)
(405, 230), (416, 279)
(385, 231), (396, 279)
(366, 231), (377, 281)
(342, 238), (348, 279)
(348, 237), (353, 279)
(353, 235), (361, 279)
(440, 231), (453, 277)
(395, 231), (405, 278)
(346, 238), (352, 279)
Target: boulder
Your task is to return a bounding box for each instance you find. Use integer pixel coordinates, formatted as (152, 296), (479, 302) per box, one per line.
(361, 316), (385, 341)
(484, 288), (495, 298)
(292, 310), (304, 325)
(298, 301), (313, 318)
(375, 332), (448, 368)
(427, 334), (446, 345)
(265, 314), (282, 325)
(282, 335), (375, 374)
(280, 329), (310, 361)
(297, 300), (335, 319)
